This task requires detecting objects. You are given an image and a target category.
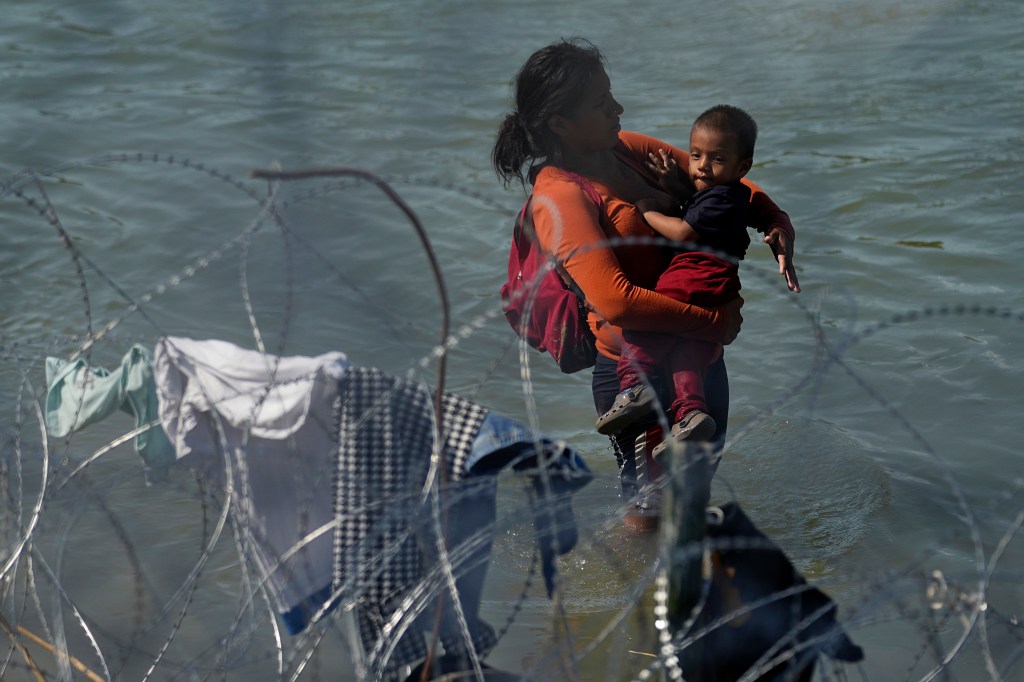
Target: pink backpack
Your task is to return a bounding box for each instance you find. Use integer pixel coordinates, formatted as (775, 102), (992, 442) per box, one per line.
(499, 172), (601, 374)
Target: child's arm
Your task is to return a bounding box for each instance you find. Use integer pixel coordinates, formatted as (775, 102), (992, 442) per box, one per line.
(743, 179), (800, 292)
(635, 199), (701, 243)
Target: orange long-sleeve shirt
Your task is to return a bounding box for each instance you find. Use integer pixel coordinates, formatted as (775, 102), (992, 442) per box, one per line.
(531, 131), (794, 360)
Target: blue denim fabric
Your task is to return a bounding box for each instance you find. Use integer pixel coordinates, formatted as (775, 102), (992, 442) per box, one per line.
(466, 412), (593, 596)
(466, 412), (592, 485)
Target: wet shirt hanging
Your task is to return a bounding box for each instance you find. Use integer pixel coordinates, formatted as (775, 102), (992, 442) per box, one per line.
(44, 337), (592, 681)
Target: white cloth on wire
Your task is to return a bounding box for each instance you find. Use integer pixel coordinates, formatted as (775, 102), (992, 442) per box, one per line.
(154, 336), (349, 454)
(114, 337), (590, 681)
(153, 336), (350, 621)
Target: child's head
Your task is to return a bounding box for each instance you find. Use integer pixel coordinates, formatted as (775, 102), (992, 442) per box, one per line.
(688, 105), (757, 191)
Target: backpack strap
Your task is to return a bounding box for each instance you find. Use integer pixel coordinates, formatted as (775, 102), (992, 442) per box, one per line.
(516, 193), (590, 305)
(560, 170), (603, 208)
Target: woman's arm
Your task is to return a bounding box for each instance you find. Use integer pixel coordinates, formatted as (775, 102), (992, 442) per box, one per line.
(741, 178), (801, 292)
(531, 176), (730, 344)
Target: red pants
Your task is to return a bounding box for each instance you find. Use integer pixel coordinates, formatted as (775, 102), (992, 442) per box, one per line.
(618, 252), (740, 420)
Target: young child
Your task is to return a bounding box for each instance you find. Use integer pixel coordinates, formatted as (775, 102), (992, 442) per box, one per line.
(595, 104), (763, 457)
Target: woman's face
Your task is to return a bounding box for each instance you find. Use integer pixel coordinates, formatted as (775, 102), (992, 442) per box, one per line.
(549, 68), (624, 154)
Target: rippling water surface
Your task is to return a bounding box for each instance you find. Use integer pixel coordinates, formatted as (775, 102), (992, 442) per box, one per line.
(2, 1), (1022, 680)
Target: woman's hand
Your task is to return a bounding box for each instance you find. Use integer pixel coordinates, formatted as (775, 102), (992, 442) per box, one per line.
(718, 296), (744, 345)
(763, 227), (801, 292)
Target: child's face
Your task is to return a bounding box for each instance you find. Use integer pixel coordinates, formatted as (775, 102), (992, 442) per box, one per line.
(687, 125), (752, 191)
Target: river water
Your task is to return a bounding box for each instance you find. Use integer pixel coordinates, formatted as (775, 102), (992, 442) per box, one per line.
(1, 1), (1022, 680)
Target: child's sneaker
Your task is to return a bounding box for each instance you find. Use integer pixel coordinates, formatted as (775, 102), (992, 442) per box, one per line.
(595, 384), (656, 435)
(651, 410), (717, 458)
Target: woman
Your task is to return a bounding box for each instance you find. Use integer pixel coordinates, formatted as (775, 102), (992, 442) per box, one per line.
(491, 39), (798, 502)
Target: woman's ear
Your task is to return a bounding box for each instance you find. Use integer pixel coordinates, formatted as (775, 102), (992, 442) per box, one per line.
(546, 115), (570, 139)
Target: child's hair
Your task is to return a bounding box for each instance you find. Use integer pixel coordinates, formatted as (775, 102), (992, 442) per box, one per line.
(693, 105), (758, 159)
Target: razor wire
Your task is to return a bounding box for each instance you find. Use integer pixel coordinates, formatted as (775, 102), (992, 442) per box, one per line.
(0, 154), (1021, 682)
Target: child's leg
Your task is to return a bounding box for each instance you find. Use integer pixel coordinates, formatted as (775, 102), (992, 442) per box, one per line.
(617, 330), (677, 388)
(650, 340), (720, 456)
(597, 331), (677, 436)
(667, 339), (721, 420)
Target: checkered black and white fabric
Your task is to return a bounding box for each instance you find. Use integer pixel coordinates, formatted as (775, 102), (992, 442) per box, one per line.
(330, 367), (492, 680)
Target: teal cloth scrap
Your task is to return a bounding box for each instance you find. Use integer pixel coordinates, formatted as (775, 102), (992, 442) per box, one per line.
(45, 344), (175, 484)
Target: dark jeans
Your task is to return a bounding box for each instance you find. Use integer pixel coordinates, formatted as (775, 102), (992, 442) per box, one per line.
(592, 351), (729, 500)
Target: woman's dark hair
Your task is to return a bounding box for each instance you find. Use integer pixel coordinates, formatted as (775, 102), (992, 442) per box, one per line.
(492, 38), (606, 189)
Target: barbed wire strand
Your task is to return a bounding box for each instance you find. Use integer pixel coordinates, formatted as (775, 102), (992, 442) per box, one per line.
(1, 155), (1021, 681)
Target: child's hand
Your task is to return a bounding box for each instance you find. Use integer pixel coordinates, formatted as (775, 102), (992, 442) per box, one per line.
(646, 148), (678, 179)
(646, 148), (689, 198)
(764, 228), (801, 292)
